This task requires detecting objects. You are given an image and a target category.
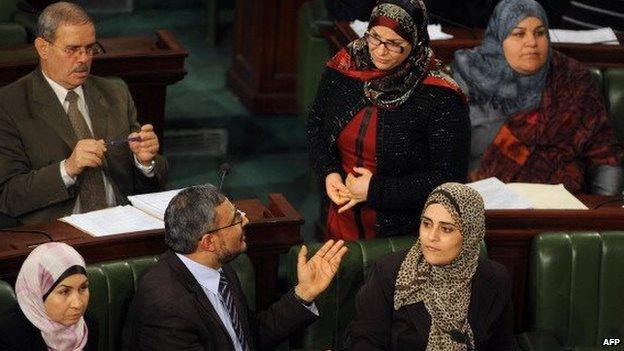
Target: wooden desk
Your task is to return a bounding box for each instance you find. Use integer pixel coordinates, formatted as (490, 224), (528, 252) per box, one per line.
(329, 22), (624, 68)
(485, 195), (624, 330)
(0, 193), (303, 310)
(0, 29), (188, 143)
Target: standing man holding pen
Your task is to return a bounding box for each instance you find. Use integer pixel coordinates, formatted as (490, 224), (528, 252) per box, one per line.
(0, 2), (167, 225)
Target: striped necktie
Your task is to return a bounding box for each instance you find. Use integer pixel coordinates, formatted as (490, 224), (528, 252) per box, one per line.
(218, 271), (250, 351)
(65, 90), (107, 212)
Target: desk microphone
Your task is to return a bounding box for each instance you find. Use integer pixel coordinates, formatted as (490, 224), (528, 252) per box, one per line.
(218, 163), (231, 192)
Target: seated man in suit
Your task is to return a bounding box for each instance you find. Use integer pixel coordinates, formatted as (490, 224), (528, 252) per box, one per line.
(124, 184), (348, 350)
(0, 2), (167, 225)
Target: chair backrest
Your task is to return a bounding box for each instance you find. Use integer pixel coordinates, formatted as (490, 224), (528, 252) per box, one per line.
(286, 237), (488, 350)
(0, 253), (255, 351)
(527, 231), (624, 348)
(0, 0), (19, 22)
(605, 68), (624, 144)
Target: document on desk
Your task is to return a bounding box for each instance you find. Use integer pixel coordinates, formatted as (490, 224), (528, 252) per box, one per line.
(467, 177), (533, 209)
(506, 183), (588, 210)
(127, 188), (184, 220)
(549, 28), (619, 45)
(60, 205), (164, 237)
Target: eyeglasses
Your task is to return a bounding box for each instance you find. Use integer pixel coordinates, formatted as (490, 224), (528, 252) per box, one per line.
(45, 39), (104, 58)
(364, 32), (407, 54)
(204, 209), (246, 234)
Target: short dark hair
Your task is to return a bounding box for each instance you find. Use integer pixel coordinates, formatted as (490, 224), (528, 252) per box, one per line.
(164, 185), (226, 254)
(37, 2), (93, 42)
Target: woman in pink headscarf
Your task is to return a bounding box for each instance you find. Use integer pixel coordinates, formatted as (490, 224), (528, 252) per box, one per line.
(0, 242), (97, 350)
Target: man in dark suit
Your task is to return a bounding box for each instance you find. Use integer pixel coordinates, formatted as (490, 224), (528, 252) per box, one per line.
(123, 184), (348, 350)
(0, 2), (166, 225)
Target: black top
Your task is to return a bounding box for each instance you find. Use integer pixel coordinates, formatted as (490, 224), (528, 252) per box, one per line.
(306, 67), (470, 237)
(346, 251), (517, 350)
(0, 304), (98, 351)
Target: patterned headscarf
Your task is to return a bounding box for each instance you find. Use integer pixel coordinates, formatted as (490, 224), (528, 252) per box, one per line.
(394, 183), (485, 350)
(329, 0), (437, 109)
(452, 0), (551, 117)
(15, 242), (89, 351)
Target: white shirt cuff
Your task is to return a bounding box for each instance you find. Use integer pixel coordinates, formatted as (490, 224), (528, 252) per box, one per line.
(133, 155), (155, 177)
(60, 160), (77, 187)
(304, 302), (319, 316)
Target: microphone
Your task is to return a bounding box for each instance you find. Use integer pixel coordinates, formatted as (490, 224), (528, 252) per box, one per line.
(217, 163), (230, 192)
(429, 13), (478, 39)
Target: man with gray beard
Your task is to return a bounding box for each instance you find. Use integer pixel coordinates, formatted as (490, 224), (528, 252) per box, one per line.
(0, 2), (167, 225)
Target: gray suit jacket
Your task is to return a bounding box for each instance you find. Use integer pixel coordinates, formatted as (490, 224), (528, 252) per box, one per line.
(0, 69), (167, 224)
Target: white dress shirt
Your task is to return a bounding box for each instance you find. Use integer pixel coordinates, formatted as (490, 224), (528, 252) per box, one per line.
(42, 72), (154, 213)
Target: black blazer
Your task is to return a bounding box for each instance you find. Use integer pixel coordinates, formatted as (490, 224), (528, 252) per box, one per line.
(123, 251), (317, 351)
(0, 304), (98, 351)
(347, 250), (517, 350)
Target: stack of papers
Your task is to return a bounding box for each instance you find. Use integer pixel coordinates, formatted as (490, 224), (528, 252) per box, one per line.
(60, 188), (186, 237)
(549, 28), (619, 45)
(350, 21), (454, 41)
(467, 177), (588, 210)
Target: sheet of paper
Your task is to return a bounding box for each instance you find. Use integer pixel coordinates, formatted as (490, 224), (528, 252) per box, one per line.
(506, 183), (588, 210)
(549, 27), (619, 45)
(350, 21), (453, 40)
(467, 177), (534, 210)
(60, 205), (164, 237)
(127, 188), (184, 220)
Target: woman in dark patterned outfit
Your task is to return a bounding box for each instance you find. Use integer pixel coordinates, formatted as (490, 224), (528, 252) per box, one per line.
(306, 0), (470, 240)
(347, 183), (516, 350)
(453, 0), (622, 194)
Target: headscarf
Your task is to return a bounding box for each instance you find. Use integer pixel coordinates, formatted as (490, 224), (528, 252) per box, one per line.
(15, 242), (89, 351)
(327, 0), (441, 109)
(394, 183), (485, 350)
(452, 0), (551, 117)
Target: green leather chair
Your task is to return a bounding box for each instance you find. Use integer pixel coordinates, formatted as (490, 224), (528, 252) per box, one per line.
(297, 0), (332, 117)
(285, 236), (488, 351)
(605, 68), (624, 145)
(518, 231), (624, 351)
(0, 253), (255, 351)
(0, 0), (27, 45)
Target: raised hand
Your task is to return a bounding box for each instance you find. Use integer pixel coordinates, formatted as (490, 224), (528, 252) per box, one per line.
(295, 240), (348, 302)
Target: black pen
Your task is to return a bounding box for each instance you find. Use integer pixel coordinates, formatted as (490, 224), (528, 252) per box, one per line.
(106, 136), (142, 147)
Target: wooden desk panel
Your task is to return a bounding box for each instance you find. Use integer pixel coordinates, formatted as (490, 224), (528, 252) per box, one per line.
(0, 193), (303, 310)
(331, 22), (624, 68)
(0, 30), (188, 143)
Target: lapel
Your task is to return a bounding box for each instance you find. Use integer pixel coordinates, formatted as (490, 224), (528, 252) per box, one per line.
(29, 70), (77, 149)
(163, 251), (236, 350)
(81, 78), (110, 141)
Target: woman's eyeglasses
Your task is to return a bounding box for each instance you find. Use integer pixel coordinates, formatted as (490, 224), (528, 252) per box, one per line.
(204, 209), (246, 234)
(364, 32), (406, 54)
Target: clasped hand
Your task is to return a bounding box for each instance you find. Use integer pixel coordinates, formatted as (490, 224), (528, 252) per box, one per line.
(65, 124), (159, 177)
(295, 240), (348, 302)
(325, 167), (372, 213)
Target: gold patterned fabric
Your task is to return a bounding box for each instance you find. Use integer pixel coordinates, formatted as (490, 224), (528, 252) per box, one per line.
(393, 182), (485, 350)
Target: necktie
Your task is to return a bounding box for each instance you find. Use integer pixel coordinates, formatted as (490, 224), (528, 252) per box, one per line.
(218, 272), (250, 351)
(65, 90), (107, 212)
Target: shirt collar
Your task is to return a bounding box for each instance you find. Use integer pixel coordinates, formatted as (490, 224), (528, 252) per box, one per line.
(41, 70), (85, 106)
(175, 253), (220, 295)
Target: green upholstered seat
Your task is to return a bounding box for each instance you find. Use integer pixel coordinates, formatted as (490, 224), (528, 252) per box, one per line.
(0, 0), (27, 45)
(518, 231), (624, 351)
(297, 0), (332, 117)
(0, 253), (255, 351)
(605, 68), (624, 145)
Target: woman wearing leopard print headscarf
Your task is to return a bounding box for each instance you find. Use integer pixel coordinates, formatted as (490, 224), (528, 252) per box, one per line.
(347, 183), (516, 350)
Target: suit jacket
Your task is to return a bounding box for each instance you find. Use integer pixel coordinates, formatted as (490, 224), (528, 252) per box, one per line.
(0, 69), (167, 224)
(347, 251), (517, 351)
(123, 251), (317, 351)
(0, 304), (98, 351)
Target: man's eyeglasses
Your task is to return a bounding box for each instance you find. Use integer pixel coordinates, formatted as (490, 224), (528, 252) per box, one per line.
(364, 32), (407, 54)
(204, 209), (246, 234)
(46, 39), (104, 58)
